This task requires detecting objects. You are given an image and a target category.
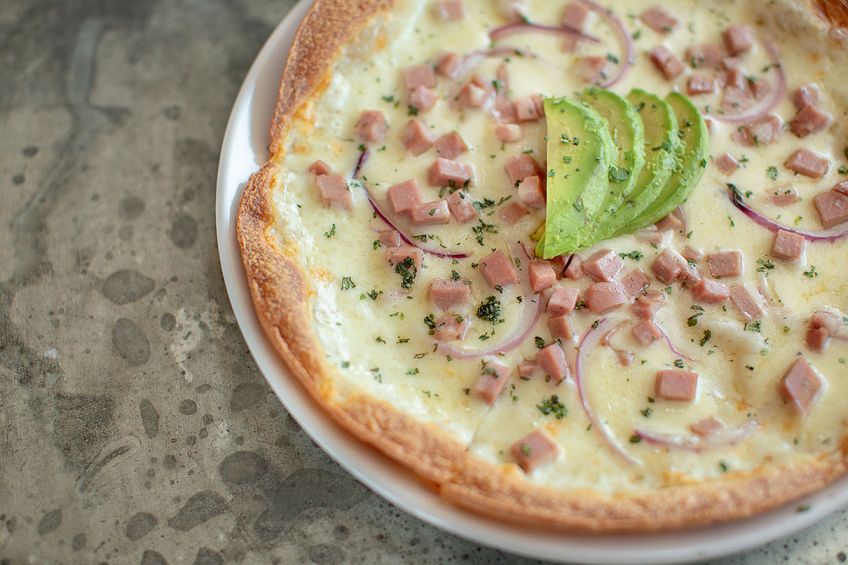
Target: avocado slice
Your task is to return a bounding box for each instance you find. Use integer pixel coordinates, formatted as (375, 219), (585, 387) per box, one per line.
(611, 90), (680, 236)
(538, 97), (616, 259)
(579, 88), (646, 245)
(619, 92), (709, 233)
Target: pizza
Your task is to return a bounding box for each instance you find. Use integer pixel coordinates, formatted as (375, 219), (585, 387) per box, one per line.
(238, 0), (848, 531)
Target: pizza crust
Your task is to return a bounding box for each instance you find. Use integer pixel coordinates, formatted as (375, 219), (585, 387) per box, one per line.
(238, 0), (848, 531)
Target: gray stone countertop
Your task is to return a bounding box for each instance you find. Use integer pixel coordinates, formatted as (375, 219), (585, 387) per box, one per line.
(1, 1), (846, 563)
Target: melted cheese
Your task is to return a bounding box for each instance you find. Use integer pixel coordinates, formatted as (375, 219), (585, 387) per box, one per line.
(272, 0), (848, 492)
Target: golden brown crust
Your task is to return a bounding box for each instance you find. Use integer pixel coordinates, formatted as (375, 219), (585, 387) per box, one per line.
(238, 0), (848, 532)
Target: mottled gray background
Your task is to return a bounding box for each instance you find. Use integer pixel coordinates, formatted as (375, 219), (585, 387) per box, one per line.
(1, 1), (846, 563)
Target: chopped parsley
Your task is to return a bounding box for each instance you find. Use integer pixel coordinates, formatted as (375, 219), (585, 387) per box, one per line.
(803, 265), (818, 278)
(324, 224), (336, 238)
(534, 336), (546, 349)
(629, 434), (642, 444)
(766, 165), (779, 180)
(395, 257), (418, 289)
(476, 296), (503, 324)
(423, 313), (436, 334)
(756, 258), (775, 275)
(340, 276), (356, 291)
(699, 329), (712, 347)
(619, 250), (644, 261)
(536, 395), (567, 419)
(608, 166), (630, 183)
(471, 219), (498, 246)
(673, 359), (685, 369)
(744, 320), (762, 333)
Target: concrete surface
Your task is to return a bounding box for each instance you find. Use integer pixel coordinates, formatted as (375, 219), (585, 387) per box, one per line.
(1, 1), (847, 563)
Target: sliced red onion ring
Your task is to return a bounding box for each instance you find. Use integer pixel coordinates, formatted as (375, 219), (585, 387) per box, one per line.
(457, 47), (539, 77)
(727, 188), (848, 242)
(634, 420), (758, 452)
(706, 41), (786, 124)
(489, 22), (600, 44)
(575, 317), (640, 465)
(578, 0), (634, 88)
(437, 244), (543, 359)
(655, 323), (695, 362)
(601, 322), (634, 366)
(353, 147), (370, 179)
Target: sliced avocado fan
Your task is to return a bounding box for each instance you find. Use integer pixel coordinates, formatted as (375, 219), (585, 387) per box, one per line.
(610, 89), (680, 236)
(579, 87), (645, 245)
(538, 97), (616, 259)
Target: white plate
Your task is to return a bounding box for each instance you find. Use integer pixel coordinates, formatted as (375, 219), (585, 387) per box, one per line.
(215, 2), (848, 562)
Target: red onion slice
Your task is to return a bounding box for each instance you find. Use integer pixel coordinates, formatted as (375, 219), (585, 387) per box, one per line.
(656, 323), (696, 362)
(437, 244), (543, 359)
(727, 188), (848, 242)
(634, 420), (758, 452)
(578, 0), (634, 88)
(490, 22), (600, 44)
(575, 317), (641, 465)
(706, 41), (786, 124)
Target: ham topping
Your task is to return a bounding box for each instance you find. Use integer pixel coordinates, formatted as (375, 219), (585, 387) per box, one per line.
(537, 343), (569, 383)
(813, 189), (848, 228)
(692, 278), (729, 303)
(386, 246), (423, 269)
(316, 174), (352, 210)
(649, 45), (685, 80)
(528, 260), (557, 293)
(806, 309), (844, 352)
(784, 149), (829, 178)
(446, 190), (478, 223)
(632, 319), (662, 346)
(706, 250), (742, 278)
(729, 284), (763, 322)
(355, 110), (387, 143)
(517, 176), (546, 209)
(651, 248), (687, 284)
(498, 202), (529, 225)
(504, 154), (540, 185)
(434, 0), (465, 21)
(686, 44), (723, 68)
(403, 64), (436, 91)
(548, 315), (574, 342)
(621, 268), (649, 298)
(640, 7), (678, 34)
(480, 250), (519, 288)
(585, 282), (627, 314)
(547, 286), (580, 316)
(495, 123), (522, 143)
(687, 72), (716, 96)
(583, 249), (624, 282)
(632, 290), (666, 320)
(723, 25), (753, 56)
(378, 229), (401, 248)
(789, 103), (832, 138)
(770, 229), (806, 260)
(436, 52), (462, 79)
(435, 132), (468, 160)
(428, 158), (473, 187)
(459, 83), (487, 108)
(429, 279), (470, 311)
(511, 430), (559, 472)
(768, 186), (799, 207)
(656, 369), (698, 401)
(732, 114), (782, 147)
(562, 2), (589, 30)
(434, 314), (469, 341)
(514, 95), (545, 122)
(574, 56), (611, 85)
(387, 179), (422, 216)
(563, 254), (584, 280)
(411, 200), (451, 226)
(409, 86), (438, 112)
(780, 356), (823, 416)
(792, 83), (819, 110)
(401, 119), (435, 156)
(474, 357), (510, 405)
(690, 417), (724, 437)
(517, 360), (539, 379)
(309, 160), (332, 176)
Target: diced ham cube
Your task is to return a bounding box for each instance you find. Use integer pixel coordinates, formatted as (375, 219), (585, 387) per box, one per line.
(518, 360), (539, 379)
(656, 369), (699, 401)
(651, 248), (687, 284)
(316, 174), (352, 210)
(547, 286), (579, 315)
(517, 176), (546, 209)
(706, 250), (742, 278)
(563, 254), (583, 280)
(562, 2), (589, 30)
(723, 25), (753, 56)
(650, 45), (685, 80)
(496, 123), (522, 143)
(409, 86), (438, 112)
(411, 200), (450, 225)
(655, 213), (683, 232)
(435, 0), (464, 21)
(641, 6), (678, 33)
(768, 186), (799, 207)
(687, 72), (716, 95)
(511, 430), (559, 472)
(732, 114), (783, 147)
(636, 227), (664, 244)
(729, 284), (763, 322)
(547, 255), (568, 278)
(537, 343), (569, 383)
(436, 52), (463, 79)
(574, 56), (610, 84)
(790, 104), (832, 138)
(401, 119), (434, 156)
(378, 229), (401, 248)
(355, 110), (387, 142)
(690, 417), (724, 437)
(514, 95), (545, 122)
(722, 68), (753, 113)
(686, 44), (723, 68)
(498, 202), (529, 225)
(683, 246), (703, 261)
(806, 328), (830, 352)
(814, 190), (848, 228)
(446, 190), (478, 223)
(835, 180), (848, 197)
(785, 149), (829, 178)
(548, 314), (574, 342)
(678, 263), (702, 286)
(428, 158), (473, 187)
(474, 358), (510, 405)
(583, 249), (623, 282)
(528, 260), (557, 293)
(632, 290), (666, 319)
(504, 154), (540, 185)
(386, 246), (423, 268)
(309, 160), (332, 176)
(435, 132), (468, 160)
(387, 179), (422, 215)
(750, 78), (771, 100)
(621, 268), (649, 298)
(632, 319), (662, 346)
(429, 279), (470, 311)
(434, 314), (468, 341)
(806, 309), (843, 352)
(771, 229), (805, 260)
(792, 83), (820, 110)
(459, 83), (487, 107)
(585, 282), (627, 314)
(715, 153), (739, 175)
(692, 278), (729, 303)
(403, 64), (436, 91)
(780, 356), (823, 416)
(480, 250), (519, 288)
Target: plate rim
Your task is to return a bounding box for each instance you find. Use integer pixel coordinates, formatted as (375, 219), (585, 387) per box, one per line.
(215, 2), (848, 562)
